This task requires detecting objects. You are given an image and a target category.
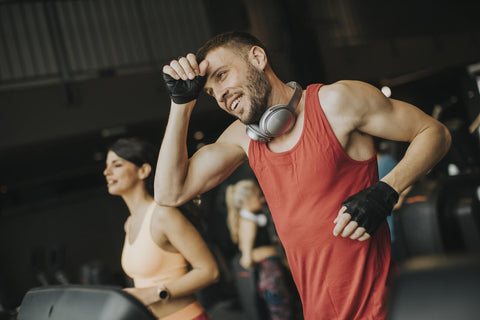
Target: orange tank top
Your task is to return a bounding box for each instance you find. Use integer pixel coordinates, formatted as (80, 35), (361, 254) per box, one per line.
(121, 202), (189, 288)
(248, 84), (391, 319)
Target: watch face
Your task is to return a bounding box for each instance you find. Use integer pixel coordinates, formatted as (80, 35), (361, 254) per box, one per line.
(159, 290), (169, 300)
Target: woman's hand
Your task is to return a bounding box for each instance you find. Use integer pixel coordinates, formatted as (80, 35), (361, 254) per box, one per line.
(240, 253), (253, 269)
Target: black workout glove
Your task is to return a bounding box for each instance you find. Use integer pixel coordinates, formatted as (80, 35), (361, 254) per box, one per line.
(162, 72), (206, 104)
(341, 181), (399, 235)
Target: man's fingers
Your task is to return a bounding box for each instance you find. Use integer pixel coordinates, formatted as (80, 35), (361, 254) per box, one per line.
(169, 58), (189, 80)
(162, 65), (179, 80)
(163, 54), (204, 81)
(186, 53), (200, 75)
(178, 56), (196, 80)
(341, 220), (358, 238)
(333, 210), (351, 236)
(199, 59), (209, 76)
(334, 206), (347, 224)
(358, 233), (371, 241)
(349, 226), (366, 240)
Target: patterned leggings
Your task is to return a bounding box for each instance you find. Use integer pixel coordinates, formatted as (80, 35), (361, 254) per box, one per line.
(257, 256), (294, 320)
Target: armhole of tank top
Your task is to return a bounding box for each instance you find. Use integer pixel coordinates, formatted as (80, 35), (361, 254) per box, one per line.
(310, 83), (349, 160)
(124, 216), (131, 234)
(314, 84), (377, 165)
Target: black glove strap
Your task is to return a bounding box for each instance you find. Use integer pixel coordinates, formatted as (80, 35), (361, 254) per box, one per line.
(162, 72), (206, 104)
(341, 181), (399, 235)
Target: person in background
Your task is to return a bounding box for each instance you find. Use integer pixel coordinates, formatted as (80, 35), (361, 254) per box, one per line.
(104, 137), (219, 320)
(226, 179), (295, 320)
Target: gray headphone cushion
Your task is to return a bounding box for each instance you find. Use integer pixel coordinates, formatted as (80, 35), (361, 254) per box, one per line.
(260, 106), (296, 137)
(246, 124), (271, 142)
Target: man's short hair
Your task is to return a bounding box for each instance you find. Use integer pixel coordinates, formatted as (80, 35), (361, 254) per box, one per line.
(196, 30), (269, 62)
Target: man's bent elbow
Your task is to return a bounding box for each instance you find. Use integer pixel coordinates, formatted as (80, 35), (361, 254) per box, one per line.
(154, 184), (185, 207)
(438, 122), (452, 157)
(209, 264), (220, 284)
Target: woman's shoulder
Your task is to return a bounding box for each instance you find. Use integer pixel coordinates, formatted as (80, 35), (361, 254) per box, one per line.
(149, 203), (188, 245)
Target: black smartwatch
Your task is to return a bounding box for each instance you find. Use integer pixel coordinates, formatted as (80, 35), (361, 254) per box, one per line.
(157, 284), (170, 301)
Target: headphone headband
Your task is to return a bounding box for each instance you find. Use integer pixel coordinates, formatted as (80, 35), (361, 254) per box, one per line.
(284, 81), (303, 112)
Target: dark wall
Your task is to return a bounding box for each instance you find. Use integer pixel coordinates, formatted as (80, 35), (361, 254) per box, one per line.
(0, 186), (129, 308)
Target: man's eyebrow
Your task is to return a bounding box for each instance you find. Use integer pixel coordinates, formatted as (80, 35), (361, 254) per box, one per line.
(208, 66), (221, 81)
(203, 66), (223, 94)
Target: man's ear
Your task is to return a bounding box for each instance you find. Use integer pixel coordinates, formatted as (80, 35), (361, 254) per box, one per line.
(138, 163), (152, 180)
(248, 46), (267, 70)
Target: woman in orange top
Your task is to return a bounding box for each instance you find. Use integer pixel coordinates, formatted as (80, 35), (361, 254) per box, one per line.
(104, 137), (219, 320)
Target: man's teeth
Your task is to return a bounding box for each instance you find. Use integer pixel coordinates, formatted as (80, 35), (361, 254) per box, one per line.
(231, 98), (240, 111)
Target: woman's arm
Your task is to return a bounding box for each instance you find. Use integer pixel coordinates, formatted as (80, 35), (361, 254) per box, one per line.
(155, 206), (219, 299)
(238, 218), (257, 269)
(124, 205), (219, 306)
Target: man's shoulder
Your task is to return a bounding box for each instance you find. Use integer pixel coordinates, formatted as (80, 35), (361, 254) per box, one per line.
(318, 80), (378, 111)
(319, 80), (368, 97)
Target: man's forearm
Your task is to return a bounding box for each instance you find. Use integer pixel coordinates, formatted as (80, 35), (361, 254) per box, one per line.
(381, 123), (451, 193)
(154, 102), (195, 206)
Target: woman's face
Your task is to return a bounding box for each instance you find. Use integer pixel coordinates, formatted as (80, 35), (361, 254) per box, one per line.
(241, 186), (265, 213)
(103, 151), (143, 196)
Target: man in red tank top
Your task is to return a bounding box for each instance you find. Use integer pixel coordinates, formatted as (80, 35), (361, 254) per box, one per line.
(154, 31), (451, 319)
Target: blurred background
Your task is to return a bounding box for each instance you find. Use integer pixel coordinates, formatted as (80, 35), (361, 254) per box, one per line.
(1, 0), (479, 319)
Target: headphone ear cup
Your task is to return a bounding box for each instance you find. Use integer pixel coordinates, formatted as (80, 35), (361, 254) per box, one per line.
(259, 105), (296, 137)
(246, 124), (272, 143)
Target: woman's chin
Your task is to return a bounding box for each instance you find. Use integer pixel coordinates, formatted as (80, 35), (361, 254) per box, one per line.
(107, 186), (122, 196)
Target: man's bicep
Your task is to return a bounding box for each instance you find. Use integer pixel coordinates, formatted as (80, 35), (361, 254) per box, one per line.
(359, 95), (434, 143)
(185, 142), (247, 197)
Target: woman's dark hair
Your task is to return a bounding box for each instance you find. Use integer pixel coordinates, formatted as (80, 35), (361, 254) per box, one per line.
(108, 137), (158, 197)
(108, 137), (205, 233)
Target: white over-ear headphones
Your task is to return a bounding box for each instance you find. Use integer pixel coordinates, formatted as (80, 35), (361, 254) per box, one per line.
(246, 81), (302, 143)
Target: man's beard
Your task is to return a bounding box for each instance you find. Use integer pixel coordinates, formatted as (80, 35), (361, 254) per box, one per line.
(241, 64), (272, 125)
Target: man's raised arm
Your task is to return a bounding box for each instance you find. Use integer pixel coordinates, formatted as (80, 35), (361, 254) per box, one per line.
(154, 54), (247, 206)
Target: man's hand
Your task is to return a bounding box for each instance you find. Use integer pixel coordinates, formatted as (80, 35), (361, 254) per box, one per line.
(162, 53), (209, 104)
(333, 181), (399, 241)
(333, 206), (370, 241)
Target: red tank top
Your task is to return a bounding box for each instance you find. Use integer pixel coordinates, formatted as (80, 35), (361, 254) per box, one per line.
(248, 84), (391, 319)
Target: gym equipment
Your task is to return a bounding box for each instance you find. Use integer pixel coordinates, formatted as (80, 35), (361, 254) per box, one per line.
(388, 254), (480, 320)
(230, 254), (269, 320)
(17, 285), (156, 320)
(394, 174), (480, 261)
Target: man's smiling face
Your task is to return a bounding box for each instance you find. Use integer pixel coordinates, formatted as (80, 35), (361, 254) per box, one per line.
(203, 46), (271, 125)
